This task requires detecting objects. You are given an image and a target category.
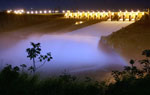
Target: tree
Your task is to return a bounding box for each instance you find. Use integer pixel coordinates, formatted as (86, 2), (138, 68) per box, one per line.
(139, 49), (150, 74)
(112, 49), (150, 82)
(26, 42), (53, 73)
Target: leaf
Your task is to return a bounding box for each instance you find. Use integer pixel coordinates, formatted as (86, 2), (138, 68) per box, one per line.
(20, 64), (27, 68)
(130, 60), (135, 65)
(142, 50), (150, 57)
(13, 66), (20, 71)
(45, 55), (47, 58)
(40, 59), (42, 62)
(47, 53), (51, 56)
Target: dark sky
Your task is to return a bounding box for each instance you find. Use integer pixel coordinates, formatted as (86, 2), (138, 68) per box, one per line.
(0, 0), (150, 10)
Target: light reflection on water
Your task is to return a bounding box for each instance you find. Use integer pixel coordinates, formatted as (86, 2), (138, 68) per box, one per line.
(0, 21), (133, 79)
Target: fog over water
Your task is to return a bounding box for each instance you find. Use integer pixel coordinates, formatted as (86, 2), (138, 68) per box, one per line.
(0, 21), (133, 80)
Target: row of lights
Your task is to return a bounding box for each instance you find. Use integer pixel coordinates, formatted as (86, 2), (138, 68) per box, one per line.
(26, 10), (59, 14)
(65, 10), (145, 14)
(7, 9), (60, 15)
(65, 10), (145, 18)
(6, 9), (145, 16)
(7, 9), (25, 14)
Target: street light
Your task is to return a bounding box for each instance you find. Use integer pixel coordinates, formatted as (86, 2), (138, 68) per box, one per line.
(31, 11), (34, 14)
(26, 11), (30, 14)
(44, 10), (47, 14)
(39, 11), (42, 14)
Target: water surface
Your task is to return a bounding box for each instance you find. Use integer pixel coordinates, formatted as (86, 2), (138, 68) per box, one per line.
(0, 21), (133, 80)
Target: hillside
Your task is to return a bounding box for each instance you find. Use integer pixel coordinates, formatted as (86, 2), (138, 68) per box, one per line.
(100, 14), (150, 60)
(0, 12), (100, 33)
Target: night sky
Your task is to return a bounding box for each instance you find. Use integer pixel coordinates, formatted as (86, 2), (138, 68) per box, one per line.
(0, 0), (150, 10)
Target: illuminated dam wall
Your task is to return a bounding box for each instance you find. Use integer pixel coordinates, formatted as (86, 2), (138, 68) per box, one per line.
(6, 9), (149, 21)
(65, 11), (148, 21)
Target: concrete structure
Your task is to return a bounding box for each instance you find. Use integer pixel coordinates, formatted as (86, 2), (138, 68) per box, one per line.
(65, 11), (148, 21)
(6, 9), (149, 21)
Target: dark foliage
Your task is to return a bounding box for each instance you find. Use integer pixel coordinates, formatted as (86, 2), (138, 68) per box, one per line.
(0, 65), (102, 95)
(0, 41), (150, 95)
(1, 50), (150, 95)
(26, 42), (52, 73)
(106, 49), (150, 95)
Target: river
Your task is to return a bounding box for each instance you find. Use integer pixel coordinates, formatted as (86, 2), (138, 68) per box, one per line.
(0, 21), (133, 80)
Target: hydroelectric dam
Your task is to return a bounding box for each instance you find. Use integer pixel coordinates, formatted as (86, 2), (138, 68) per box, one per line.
(6, 9), (150, 21)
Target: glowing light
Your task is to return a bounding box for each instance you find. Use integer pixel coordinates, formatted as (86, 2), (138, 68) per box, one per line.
(79, 12), (82, 16)
(125, 19), (129, 21)
(131, 10), (134, 13)
(65, 13), (68, 18)
(64, 10), (145, 21)
(49, 10), (52, 13)
(20, 9), (24, 13)
(44, 10), (47, 14)
(95, 13), (98, 17)
(90, 13), (93, 16)
(108, 18), (111, 21)
(67, 10), (70, 13)
(13, 9), (25, 14)
(39, 11), (42, 14)
(79, 21), (83, 24)
(69, 13), (72, 17)
(55, 10), (59, 13)
(75, 22), (79, 25)
(31, 11), (34, 14)
(124, 12), (126, 15)
(136, 12), (138, 15)
(62, 10), (65, 13)
(7, 10), (12, 13)
(119, 19), (123, 21)
(74, 13), (77, 17)
(26, 11), (30, 14)
(142, 12), (145, 15)
(85, 13), (87, 17)
(75, 21), (83, 25)
(111, 12), (114, 16)
(35, 11), (38, 14)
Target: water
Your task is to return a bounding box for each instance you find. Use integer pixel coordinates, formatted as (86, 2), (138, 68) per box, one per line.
(0, 21), (133, 80)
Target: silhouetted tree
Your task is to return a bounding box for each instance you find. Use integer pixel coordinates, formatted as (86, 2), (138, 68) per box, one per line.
(26, 42), (53, 73)
(139, 49), (150, 74)
(112, 49), (150, 82)
(20, 64), (27, 73)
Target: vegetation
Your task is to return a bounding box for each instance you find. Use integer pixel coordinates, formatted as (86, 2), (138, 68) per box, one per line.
(0, 64), (103, 95)
(26, 42), (52, 73)
(0, 42), (150, 95)
(0, 13), (150, 95)
(101, 14), (150, 60)
(106, 49), (150, 95)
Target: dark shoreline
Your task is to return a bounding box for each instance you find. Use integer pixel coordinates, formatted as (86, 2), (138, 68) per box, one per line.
(100, 15), (150, 61)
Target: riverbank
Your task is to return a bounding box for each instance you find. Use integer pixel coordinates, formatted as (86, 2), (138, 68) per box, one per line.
(100, 15), (150, 60)
(0, 12), (101, 50)
(0, 21), (132, 82)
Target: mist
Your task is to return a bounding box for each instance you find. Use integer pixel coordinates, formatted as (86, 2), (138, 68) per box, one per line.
(0, 21), (133, 80)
